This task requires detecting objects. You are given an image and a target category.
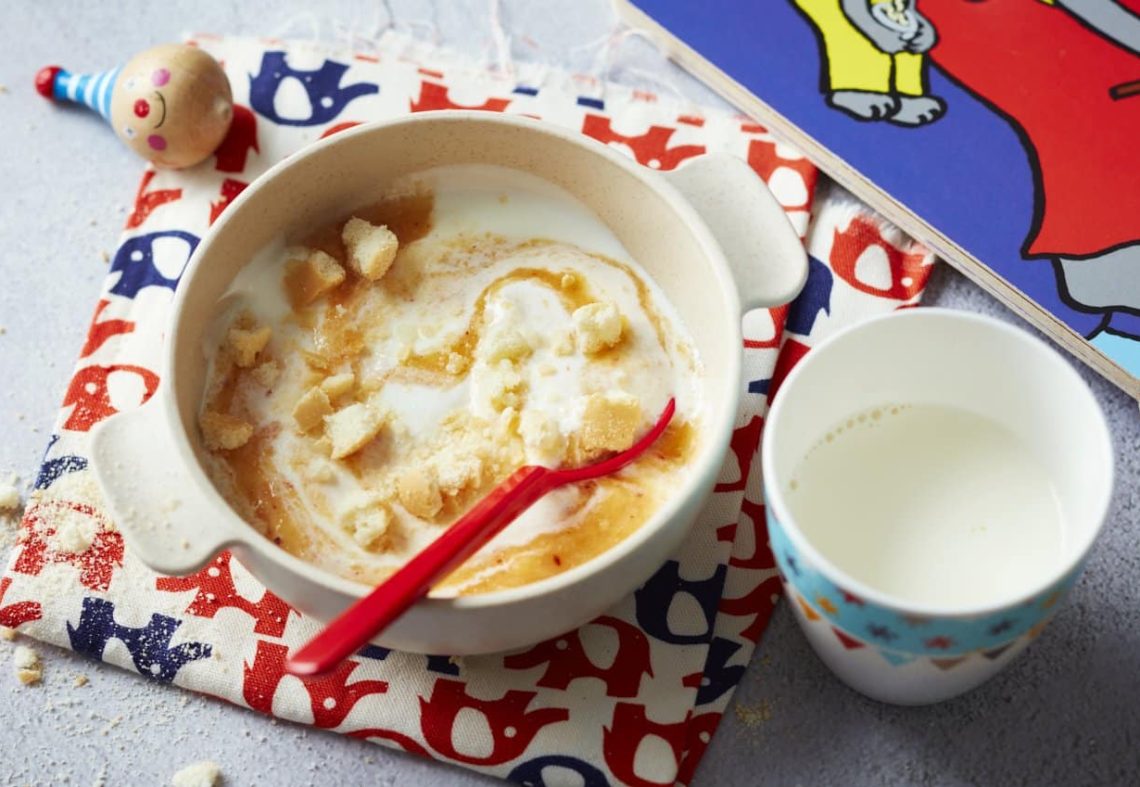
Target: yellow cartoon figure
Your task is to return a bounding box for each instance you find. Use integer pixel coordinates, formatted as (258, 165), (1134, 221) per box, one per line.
(793, 0), (946, 125)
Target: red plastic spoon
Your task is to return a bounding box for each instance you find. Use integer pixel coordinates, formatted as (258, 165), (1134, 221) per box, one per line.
(286, 397), (677, 676)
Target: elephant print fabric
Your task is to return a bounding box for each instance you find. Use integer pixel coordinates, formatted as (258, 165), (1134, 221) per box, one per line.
(0, 34), (934, 785)
(627, 0), (1140, 388)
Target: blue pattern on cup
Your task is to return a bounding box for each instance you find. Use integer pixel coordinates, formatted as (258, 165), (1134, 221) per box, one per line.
(765, 496), (1078, 658)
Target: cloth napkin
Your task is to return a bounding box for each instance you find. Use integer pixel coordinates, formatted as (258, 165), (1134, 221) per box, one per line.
(0, 33), (935, 786)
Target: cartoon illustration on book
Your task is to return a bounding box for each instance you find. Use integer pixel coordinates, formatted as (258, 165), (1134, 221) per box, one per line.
(919, 0), (1140, 370)
(796, 0), (1140, 373)
(792, 0), (946, 125)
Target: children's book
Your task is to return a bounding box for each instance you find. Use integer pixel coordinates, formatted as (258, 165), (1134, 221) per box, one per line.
(619, 0), (1140, 399)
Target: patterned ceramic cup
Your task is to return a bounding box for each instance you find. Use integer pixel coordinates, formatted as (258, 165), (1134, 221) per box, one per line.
(761, 309), (1113, 705)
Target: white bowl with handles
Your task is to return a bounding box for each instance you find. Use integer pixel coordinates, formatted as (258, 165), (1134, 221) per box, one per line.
(91, 111), (807, 655)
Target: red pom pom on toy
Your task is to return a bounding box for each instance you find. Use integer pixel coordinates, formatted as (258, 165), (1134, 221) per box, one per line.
(35, 66), (62, 100)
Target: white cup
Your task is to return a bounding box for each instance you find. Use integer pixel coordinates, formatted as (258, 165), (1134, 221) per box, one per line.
(761, 309), (1113, 705)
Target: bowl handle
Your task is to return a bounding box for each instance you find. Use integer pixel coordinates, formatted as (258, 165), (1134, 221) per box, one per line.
(662, 153), (808, 311)
(91, 398), (242, 576)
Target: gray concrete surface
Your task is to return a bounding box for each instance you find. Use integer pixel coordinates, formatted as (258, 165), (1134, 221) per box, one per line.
(0, 1), (1136, 784)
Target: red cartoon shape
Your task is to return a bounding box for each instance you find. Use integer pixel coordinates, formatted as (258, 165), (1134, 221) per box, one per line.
(213, 105), (259, 173)
(320, 121), (362, 139)
(0, 577), (42, 630)
(730, 497), (778, 571)
(581, 115), (706, 171)
(61, 364), (159, 432)
(743, 304), (788, 349)
(830, 216), (931, 301)
(419, 679), (569, 766)
(124, 170), (183, 230)
(243, 640), (388, 729)
(713, 416), (764, 494)
(677, 711), (722, 786)
(746, 137), (818, 212)
(603, 703), (689, 787)
(410, 81), (511, 113)
(80, 299), (135, 358)
(15, 501), (124, 591)
(209, 178), (249, 225)
(766, 337), (810, 403)
(156, 552), (294, 637)
(503, 615), (654, 698)
(719, 574), (783, 643)
(833, 627), (865, 650)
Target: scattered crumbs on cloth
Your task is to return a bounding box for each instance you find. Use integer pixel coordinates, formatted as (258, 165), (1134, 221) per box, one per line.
(733, 699), (773, 728)
(171, 760), (223, 787)
(0, 473), (20, 511)
(14, 644), (43, 685)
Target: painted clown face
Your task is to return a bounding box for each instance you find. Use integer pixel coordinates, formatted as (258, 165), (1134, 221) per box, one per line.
(110, 44), (233, 169)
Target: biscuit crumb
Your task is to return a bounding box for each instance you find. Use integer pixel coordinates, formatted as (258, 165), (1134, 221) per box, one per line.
(320, 372), (355, 401)
(285, 249), (346, 307)
(325, 403), (386, 459)
(577, 391), (642, 459)
(292, 387), (333, 433)
(396, 467), (443, 519)
(0, 474), (20, 511)
(342, 504), (392, 549)
(250, 360), (281, 389)
(100, 249), (110, 264)
(227, 324), (272, 368)
(0, 627), (14, 641)
(171, 760), (222, 787)
(200, 411), (254, 451)
(481, 325), (532, 363)
(48, 505), (98, 554)
(520, 411), (566, 464)
(342, 218), (399, 281)
(445, 352), (466, 375)
(74, 674), (89, 688)
(560, 272), (578, 289)
(13, 645), (42, 686)
(476, 360), (525, 412)
(573, 301), (623, 354)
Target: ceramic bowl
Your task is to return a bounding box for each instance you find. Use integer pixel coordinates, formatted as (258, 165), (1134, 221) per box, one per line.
(92, 111), (807, 654)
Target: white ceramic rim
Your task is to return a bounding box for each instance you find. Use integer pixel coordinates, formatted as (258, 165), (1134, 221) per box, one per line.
(164, 111), (744, 610)
(761, 307), (1115, 619)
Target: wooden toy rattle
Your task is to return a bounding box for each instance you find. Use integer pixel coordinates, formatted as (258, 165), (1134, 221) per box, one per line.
(35, 44), (233, 169)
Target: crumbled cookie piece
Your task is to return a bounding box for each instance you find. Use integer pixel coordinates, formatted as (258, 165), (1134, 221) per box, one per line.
(200, 411), (254, 451)
(250, 360), (281, 389)
(74, 674), (89, 688)
(49, 505), (98, 554)
(13, 645), (42, 686)
(0, 474), (20, 511)
(284, 249), (346, 307)
(573, 301), (623, 354)
(578, 391), (643, 458)
(320, 372), (355, 402)
(292, 387), (333, 433)
(445, 352), (467, 375)
(481, 324), (532, 364)
(475, 360), (525, 412)
(342, 218), (399, 281)
(396, 467), (443, 519)
(0, 626), (14, 641)
(171, 761), (222, 787)
(342, 504), (392, 549)
(227, 324), (272, 368)
(560, 272), (578, 290)
(520, 410), (566, 464)
(325, 403), (386, 459)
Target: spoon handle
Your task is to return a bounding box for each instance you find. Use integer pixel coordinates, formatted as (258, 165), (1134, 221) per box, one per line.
(286, 465), (550, 676)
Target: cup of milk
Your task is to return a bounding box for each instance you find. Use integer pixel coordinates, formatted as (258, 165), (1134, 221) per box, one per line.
(761, 309), (1113, 705)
